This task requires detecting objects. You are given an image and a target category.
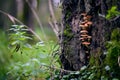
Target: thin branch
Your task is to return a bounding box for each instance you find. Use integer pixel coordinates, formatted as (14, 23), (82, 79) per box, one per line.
(48, 20), (59, 40)
(41, 64), (79, 73)
(26, 0), (47, 40)
(28, 28), (42, 41)
(0, 10), (42, 41)
(48, 0), (59, 35)
(0, 10), (23, 25)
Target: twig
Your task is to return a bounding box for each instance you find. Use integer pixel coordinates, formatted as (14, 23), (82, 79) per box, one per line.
(0, 10), (23, 25)
(48, 0), (59, 37)
(28, 28), (42, 41)
(48, 20), (59, 40)
(26, 0), (47, 40)
(41, 64), (78, 73)
(0, 10), (42, 41)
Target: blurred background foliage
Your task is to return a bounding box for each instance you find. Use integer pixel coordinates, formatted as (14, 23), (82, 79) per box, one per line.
(0, 0), (61, 41)
(0, 0), (61, 80)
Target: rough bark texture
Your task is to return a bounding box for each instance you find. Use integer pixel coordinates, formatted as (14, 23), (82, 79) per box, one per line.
(60, 0), (120, 71)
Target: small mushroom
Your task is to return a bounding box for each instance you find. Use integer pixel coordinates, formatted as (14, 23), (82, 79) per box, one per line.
(79, 24), (85, 27)
(79, 38), (84, 40)
(82, 42), (90, 45)
(87, 36), (92, 39)
(87, 21), (93, 25)
(80, 30), (88, 34)
(79, 24), (89, 28)
(84, 42), (90, 44)
(79, 25), (87, 29)
(84, 23), (89, 27)
(81, 34), (88, 37)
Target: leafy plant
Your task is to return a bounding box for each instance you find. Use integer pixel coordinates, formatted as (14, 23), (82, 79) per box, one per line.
(0, 30), (10, 79)
(105, 28), (120, 78)
(5, 25), (60, 80)
(106, 6), (120, 19)
(9, 25), (32, 53)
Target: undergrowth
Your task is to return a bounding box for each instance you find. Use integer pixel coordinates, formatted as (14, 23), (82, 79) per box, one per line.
(0, 25), (60, 80)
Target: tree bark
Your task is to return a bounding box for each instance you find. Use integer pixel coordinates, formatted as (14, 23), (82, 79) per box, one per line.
(60, 0), (120, 72)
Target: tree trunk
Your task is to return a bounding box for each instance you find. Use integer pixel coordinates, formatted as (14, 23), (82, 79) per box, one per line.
(60, 0), (120, 71)
(16, 0), (37, 29)
(0, 0), (17, 30)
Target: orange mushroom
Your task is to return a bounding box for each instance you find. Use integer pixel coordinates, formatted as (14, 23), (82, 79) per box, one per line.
(79, 25), (87, 29)
(82, 42), (90, 45)
(79, 24), (89, 28)
(79, 24), (85, 27)
(81, 34), (88, 37)
(87, 36), (92, 39)
(86, 21), (93, 25)
(79, 37), (84, 40)
(84, 23), (89, 27)
(80, 30), (88, 34)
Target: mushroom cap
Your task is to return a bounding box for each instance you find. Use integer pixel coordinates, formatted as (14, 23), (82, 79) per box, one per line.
(79, 38), (84, 40)
(79, 24), (85, 27)
(80, 30), (88, 33)
(81, 34), (88, 37)
(87, 21), (93, 25)
(87, 36), (92, 38)
(79, 24), (90, 30)
(84, 23), (89, 27)
(79, 24), (89, 27)
(82, 42), (90, 45)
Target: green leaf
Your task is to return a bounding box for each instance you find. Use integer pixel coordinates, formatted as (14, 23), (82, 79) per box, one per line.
(74, 71), (80, 75)
(112, 78), (119, 80)
(88, 73), (95, 79)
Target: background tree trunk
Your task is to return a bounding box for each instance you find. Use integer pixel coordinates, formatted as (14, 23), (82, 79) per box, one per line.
(0, 0), (17, 30)
(17, 0), (36, 29)
(60, 0), (120, 71)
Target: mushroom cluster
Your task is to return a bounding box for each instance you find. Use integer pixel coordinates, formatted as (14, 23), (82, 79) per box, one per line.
(79, 13), (92, 47)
